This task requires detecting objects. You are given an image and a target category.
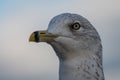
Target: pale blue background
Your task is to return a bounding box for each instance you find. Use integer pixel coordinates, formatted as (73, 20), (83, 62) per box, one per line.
(0, 0), (120, 80)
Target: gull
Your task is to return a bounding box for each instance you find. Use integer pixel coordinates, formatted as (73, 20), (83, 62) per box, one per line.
(29, 13), (104, 80)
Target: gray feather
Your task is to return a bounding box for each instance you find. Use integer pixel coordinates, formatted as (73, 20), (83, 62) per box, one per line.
(47, 13), (104, 80)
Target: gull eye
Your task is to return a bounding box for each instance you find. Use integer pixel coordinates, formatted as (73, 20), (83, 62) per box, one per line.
(71, 23), (81, 30)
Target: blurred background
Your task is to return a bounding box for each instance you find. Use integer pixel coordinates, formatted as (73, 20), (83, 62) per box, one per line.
(0, 0), (120, 80)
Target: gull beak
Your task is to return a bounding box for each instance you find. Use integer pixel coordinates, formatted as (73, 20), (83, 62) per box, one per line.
(29, 30), (58, 43)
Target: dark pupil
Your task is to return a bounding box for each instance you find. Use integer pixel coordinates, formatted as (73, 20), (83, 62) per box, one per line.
(73, 23), (79, 29)
(74, 24), (78, 28)
(71, 23), (80, 30)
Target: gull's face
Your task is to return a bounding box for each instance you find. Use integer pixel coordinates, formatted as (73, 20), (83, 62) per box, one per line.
(29, 13), (101, 58)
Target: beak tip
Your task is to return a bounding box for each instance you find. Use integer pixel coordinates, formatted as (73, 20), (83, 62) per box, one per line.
(29, 33), (35, 42)
(29, 38), (32, 42)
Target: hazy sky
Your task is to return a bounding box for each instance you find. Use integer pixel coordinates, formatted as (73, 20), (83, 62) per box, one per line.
(0, 0), (120, 80)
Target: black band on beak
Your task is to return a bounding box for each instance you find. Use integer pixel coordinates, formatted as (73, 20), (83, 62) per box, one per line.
(34, 31), (39, 42)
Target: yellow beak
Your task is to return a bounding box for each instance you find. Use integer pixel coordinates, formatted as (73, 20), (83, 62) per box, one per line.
(29, 30), (58, 43)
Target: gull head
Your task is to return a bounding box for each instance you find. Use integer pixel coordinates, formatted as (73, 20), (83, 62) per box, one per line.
(29, 13), (104, 80)
(29, 13), (102, 60)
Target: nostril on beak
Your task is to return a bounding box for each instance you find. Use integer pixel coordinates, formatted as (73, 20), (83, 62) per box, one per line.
(40, 32), (45, 34)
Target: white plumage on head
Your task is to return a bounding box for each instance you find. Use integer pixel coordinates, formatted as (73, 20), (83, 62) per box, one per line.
(29, 13), (104, 80)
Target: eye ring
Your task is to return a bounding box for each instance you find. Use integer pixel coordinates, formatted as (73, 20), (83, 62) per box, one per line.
(71, 22), (81, 30)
